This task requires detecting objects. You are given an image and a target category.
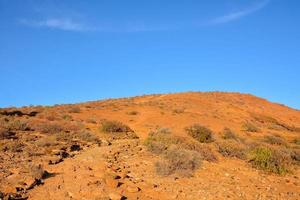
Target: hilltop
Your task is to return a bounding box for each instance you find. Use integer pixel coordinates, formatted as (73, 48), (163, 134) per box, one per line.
(0, 92), (300, 200)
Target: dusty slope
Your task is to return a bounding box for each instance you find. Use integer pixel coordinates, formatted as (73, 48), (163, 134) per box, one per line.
(1, 92), (300, 200)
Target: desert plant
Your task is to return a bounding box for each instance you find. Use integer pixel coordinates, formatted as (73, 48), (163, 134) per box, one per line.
(291, 149), (300, 164)
(74, 131), (101, 144)
(1, 141), (24, 152)
(34, 122), (64, 134)
(242, 121), (259, 132)
(149, 127), (172, 136)
(263, 135), (287, 146)
(101, 120), (133, 133)
(217, 140), (247, 159)
(185, 124), (214, 143)
(293, 138), (300, 146)
(172, 108), (185, 114)
(155, 146), (201, 177)
(222, 128), (240, 141)
(145, 130), (217, 162)
(68, 106), (81, 113)
(86, 118), (97, 124)
(6, 119), (29, 131)
(36, 136), (58, 147)
(248, 146), (292, 175)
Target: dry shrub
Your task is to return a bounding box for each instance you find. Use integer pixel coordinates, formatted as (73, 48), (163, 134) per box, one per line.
(101, 120), (133, 133)
(33, 121), (64, 134)
(1, 141), (24, 152)
(0, 127), (16, 139)
(68, 106), (81, 113)
(263, 135), (287, 146)
(172, 108), (185, 114)
(62, 114), (73, 121)
(36, 136), (58, 147)
(242, 121), (259, 132)
(155, 146), (201, 177)
(248, 146), (292, 175)
(31, 120), (83, 134)
(291, 149), (300, 165)
(293, 138), (300, 146)
(73, 131), (101, 144)
(217, 140), (247, 159)
(222, 128), (242, 142)
(54, 130), (100, 145)
(185, 124), (214, 143)
(145, 128), (217, 162)
(86, 118), (97, 124)
(3, 119), (29, 131)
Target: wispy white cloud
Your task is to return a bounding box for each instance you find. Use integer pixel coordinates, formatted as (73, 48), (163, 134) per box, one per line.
(19, 18), (91, 32)
(209, 0), (270, 24)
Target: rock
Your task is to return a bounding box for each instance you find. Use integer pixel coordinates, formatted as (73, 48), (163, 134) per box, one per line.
(105, 178), (119, 188)
(70, 144), (81, 152)
(126, 185), (141, 193)
(0, 191), (4, 199)
(49, 157), (63, 165)
(108, 192), (122, 200)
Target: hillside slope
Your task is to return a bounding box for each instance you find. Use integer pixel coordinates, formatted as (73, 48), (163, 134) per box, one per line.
(0, 92), (300, 200)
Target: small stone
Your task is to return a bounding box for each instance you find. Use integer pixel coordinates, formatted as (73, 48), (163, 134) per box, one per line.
(108, 192), (122, 200)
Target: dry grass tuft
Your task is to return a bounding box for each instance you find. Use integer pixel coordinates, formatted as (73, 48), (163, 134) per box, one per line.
(242, 121), (259, 132)
(263, 135), (287, 146)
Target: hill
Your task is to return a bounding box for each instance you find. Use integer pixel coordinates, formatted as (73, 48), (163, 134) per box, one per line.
(0, 92), (300, 199)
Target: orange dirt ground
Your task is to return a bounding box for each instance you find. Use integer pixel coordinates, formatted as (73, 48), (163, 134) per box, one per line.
(0, 92), (300, 200)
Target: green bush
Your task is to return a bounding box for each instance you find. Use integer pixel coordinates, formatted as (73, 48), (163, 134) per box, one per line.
(185, 124), (214, 143)
(248, 146), (292, 175)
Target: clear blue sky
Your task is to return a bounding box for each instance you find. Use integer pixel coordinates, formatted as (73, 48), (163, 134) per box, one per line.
(0, 0), (299, 109)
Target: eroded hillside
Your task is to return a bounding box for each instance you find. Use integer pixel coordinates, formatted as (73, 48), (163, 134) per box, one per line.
(1, 92), (300, 200)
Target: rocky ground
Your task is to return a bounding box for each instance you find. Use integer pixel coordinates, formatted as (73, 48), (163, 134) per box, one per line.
(1, 92), (300, 200)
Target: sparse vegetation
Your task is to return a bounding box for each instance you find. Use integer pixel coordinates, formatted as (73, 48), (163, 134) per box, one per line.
(248, 146), (292, 175)
(293, 138), (300, 146)
(68, 106), (81, 113)
(172, 108), (185, 114)
(101, 120), (133, 133)
(263, 135), (287, 146)
(86, 118), (97, 124)
(1, 141), (25, 152)
(33, 122), (64, 134)
(155, 146), (201, 177)
(242, 121), (259, 132)
(185, 124), (214, 143)
(217, 140), (247, 159)
(145, 127), (217, 161)
(3, 119), (29, 131)
(222, 128), (240, 141)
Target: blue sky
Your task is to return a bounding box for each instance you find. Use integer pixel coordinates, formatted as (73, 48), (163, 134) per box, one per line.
(0, 0), (299, 109)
